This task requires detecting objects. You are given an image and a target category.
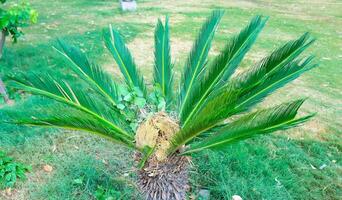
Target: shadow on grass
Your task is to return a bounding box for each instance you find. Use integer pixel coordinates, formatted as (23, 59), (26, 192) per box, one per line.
(29, 151), (139, 200)
(0, 124), (140, 199)
(191, 135), (341, 200)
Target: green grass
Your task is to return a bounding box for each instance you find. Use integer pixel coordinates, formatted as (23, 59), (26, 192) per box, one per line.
(0, 0), (341, 199)
(191, 136), (341, 199)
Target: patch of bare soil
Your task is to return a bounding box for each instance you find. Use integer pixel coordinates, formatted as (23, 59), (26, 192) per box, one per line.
(101, 35), (195, 82)
(170, 38), (193, 63)
(127, 37), (155, 77)
(287, 119), (330, 141)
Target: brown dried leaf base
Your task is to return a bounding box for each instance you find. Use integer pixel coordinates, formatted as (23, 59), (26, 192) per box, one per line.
(136, 153), (190, 200)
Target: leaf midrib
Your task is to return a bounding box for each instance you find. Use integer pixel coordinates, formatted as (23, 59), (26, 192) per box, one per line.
(22, 123), (135, 148)
(14, 81), (134, 141)
(183, 117), (299, 154)
(234, 64), (308, 111)
(161, 23), (166, 97)
(171, 64), (309, 153)
(109, 26), (134, 87)
(182, 23), (262, 127)
(179, 23), (219, 116)
(55, 47), (117, 106)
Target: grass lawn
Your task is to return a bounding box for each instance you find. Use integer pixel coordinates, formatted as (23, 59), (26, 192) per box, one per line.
(0, 0), (341, 199)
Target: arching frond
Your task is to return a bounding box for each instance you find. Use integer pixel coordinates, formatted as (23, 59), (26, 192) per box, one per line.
(6, 73), (134, 146)
(233, 56), (317, 112)
(180, 15), (268, 126)
(169, 38), (317, 154)
(1, 99), (135, 148)
(232, 33), (315, 92)
(169, 85), (241, 153)
(103, 25), (147, 96)
(55, 39), (120, 106)
(153, 16), (173, 107)
(182, 99), (314, 154)
(178, 10), (224, 115)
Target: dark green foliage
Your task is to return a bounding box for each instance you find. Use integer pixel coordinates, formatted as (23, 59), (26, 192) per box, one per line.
(231, 33), (315, 112)
(56, 39), (120, 106)
(178, 10), (224, 115)
(170, 26), (317, 153)
(153, 16), (173, 108)
(0, 151), (30, 189)
(103, 25), (147, 96)
(183, 99), (314, 154)
(5, 74), (135, 147)
(180, 15), (267, 126)
(0, 1), (38, 42)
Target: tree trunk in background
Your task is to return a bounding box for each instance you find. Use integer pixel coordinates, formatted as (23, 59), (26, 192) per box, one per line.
(0, 29), (5, 59)
(0, 29), (9, 103)
(0, 77), (10, 104)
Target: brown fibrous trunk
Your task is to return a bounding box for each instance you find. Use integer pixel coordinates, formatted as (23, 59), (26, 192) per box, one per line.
(136, 153), (190, 200)
(135, 112), (190, 199)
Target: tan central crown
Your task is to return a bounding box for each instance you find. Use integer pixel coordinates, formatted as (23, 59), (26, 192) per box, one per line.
(135, 112), (179, 161)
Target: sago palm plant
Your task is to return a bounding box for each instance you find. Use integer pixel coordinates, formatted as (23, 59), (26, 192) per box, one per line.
(1, 10), (317, 200)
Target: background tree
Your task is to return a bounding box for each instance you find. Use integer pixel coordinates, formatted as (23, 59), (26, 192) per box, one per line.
(0, 0), (38, 58)
(0, 10), (317, 200)
(0, 0), (37, 103)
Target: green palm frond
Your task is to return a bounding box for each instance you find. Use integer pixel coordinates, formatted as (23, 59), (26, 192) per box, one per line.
(153, 16), (173, 107)
(232, 33), (315, 92)
(103, 25), (147, 96)
(178, 10), (224, 115)
(233, 56), (317, 112)
(180, 15), (267, 126)
(169, 85), (241, 153)
(55, 39), (120, 105)
(182, 99), (314, 154)
(1, 100), (135, 147)
(7, 73), (134, 144)
(169, 38), (317, 154)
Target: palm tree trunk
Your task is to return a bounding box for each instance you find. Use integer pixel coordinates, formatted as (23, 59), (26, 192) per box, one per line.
(137, 154), (190, 200)
(0, 29), (5, 59)
(135, 112), (190, 199)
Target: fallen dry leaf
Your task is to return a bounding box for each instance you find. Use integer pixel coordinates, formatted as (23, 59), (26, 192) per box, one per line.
(5, 188), (12, 196)
(43, 164), (53, 172)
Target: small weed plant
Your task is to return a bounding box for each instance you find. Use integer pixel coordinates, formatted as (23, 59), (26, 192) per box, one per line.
(0, 151), (30, 189)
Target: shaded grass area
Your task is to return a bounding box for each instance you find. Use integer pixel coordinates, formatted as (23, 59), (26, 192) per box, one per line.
(0, 0), (341, 199)
(0, 123), (140, 199)
(191, 136), (341, 199)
